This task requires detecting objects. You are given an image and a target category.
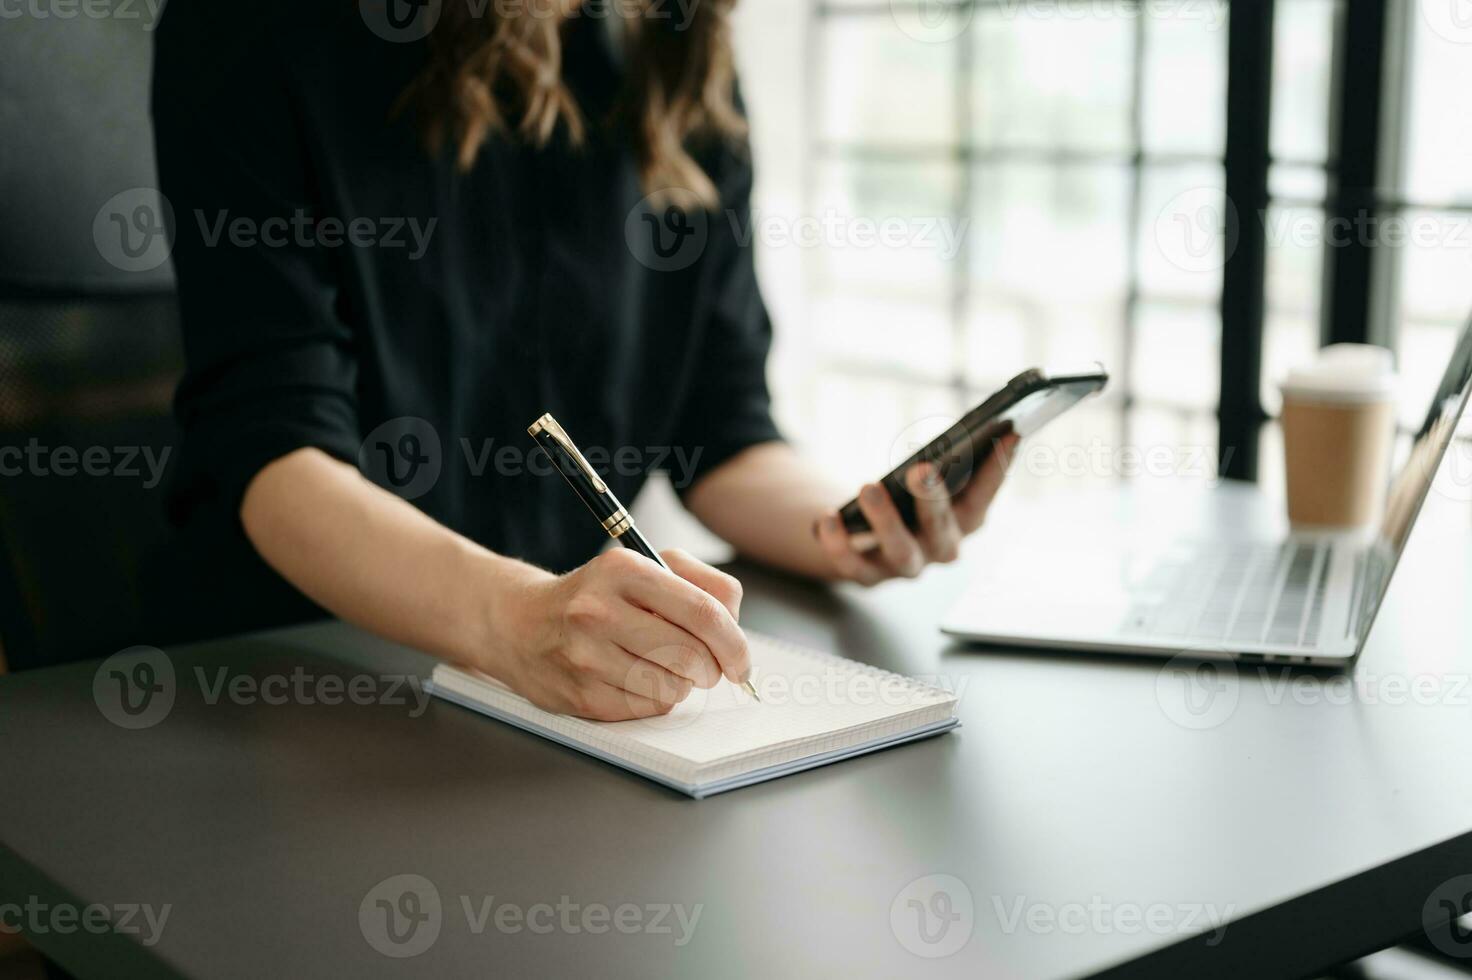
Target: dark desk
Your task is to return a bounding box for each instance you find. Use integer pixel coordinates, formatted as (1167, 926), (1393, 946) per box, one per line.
(3, 481), (1472, 979)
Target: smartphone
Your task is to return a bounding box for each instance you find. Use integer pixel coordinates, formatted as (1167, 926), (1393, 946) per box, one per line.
(838, 365), (1109, 536)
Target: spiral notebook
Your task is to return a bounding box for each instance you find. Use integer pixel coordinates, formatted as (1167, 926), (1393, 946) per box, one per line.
(428, 633), (960, 798)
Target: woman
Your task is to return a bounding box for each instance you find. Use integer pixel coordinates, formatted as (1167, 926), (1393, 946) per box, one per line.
(148, 0), (1017, 720)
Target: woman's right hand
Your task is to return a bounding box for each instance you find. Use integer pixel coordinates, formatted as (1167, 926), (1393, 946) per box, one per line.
(489, 548), (751, 721)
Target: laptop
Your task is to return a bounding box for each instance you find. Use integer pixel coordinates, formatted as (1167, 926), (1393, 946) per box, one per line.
(942, 316), (1472, 667)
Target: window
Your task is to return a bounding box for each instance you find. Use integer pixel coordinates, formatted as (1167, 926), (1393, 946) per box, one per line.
(795, 0), (1231, 488)
(1381, 0), (1472, 428)
(1260, 0), (1338, 420)
(1258, 0), (1472, 431)
(729, 0), (1470, 493)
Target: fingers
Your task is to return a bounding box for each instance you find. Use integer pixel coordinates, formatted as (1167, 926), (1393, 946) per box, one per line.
(816, 515), (889, 585)
(566, 640), (693, 706)
(660, 549), (742, 619)
(953, 432), (1020, 532)
(567, 680), (674, 722)
(856, 483), (925, 578)
(906, 463), (962, 563)
(617, 551), (752, 685)
(621, 612), (724, 689)
(563, 565), (723, 689)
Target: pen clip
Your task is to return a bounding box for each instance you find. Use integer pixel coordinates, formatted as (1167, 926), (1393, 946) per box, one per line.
(528, 413), (608, 494)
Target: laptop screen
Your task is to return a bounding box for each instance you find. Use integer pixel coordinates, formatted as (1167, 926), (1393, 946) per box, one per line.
(1349, 316), (1472, 640)
(1380, 316), (1472, 555)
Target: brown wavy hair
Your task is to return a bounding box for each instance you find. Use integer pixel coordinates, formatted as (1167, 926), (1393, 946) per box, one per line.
(398, 0), (746, 208)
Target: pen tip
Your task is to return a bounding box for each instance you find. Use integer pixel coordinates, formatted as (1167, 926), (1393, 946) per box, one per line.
(742, 679), (761, 702)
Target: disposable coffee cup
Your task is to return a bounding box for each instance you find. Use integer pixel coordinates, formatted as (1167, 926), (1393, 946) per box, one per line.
(1279, 344), (1398, 529)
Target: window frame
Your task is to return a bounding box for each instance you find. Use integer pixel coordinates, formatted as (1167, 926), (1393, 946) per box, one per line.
(806, 0), (1463, 481)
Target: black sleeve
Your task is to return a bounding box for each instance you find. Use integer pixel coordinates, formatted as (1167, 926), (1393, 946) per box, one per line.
(670, 133), (785, 494)
(152, 11), (360, 524)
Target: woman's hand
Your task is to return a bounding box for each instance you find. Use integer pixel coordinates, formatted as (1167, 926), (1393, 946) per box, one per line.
(241, 449), (748, 724)
(814, 432), (1021, 586)
(491, 548), (750, 721)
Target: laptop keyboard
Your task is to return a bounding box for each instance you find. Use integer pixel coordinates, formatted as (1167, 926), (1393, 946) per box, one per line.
(1125, 541), (1341, 649)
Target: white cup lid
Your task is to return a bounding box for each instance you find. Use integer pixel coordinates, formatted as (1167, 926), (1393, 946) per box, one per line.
(1281, 343), (1398, 403)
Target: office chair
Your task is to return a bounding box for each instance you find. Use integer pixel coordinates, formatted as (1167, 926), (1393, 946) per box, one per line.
(0, 7), (182, 672)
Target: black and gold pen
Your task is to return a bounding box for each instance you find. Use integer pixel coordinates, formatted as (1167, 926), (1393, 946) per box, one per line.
(527, 413), (760, 701)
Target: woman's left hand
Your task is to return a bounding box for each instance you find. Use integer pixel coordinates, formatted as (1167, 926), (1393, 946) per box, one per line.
(815, 432), (1021, 585)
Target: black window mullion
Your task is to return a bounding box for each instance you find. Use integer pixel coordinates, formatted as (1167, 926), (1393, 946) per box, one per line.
(1322, 0), (1392, 349)
(1219, 0), (1276, 482)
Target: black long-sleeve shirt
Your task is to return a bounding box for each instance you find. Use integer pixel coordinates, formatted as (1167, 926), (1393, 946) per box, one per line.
(146, 2), (781, 643)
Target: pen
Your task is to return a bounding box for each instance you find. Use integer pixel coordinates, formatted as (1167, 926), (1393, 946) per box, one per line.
(527, 413), (760, 701)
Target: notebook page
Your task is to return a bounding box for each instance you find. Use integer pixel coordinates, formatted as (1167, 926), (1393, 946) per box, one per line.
(615, 636), (953, 765)
(434, 633), (955, 771)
